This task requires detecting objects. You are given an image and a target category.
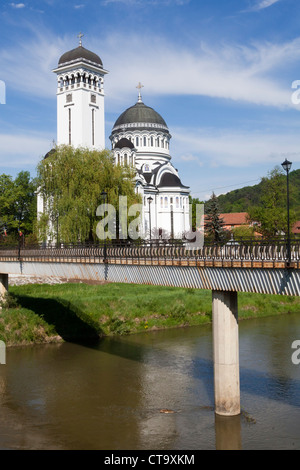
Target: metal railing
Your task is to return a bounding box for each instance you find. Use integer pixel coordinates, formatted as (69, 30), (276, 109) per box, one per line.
(0, 238), (299, 265)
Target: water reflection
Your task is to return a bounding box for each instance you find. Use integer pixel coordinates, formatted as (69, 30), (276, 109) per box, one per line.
(215, 415), (242, 450)
(0, 313), (299, 449)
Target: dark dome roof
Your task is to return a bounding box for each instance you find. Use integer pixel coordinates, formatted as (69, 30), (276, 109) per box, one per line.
(158, 172), (188, 188)
(112, 101), (168, 132)
(114, 138), (135, 149)
(44, 148), (56, 160)
(58, 45), (103, 67)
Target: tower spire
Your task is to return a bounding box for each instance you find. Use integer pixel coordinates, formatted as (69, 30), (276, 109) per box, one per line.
(136, 82), (144, 103)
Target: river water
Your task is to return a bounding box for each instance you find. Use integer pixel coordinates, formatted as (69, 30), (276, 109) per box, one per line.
(0, 313), (300, 450)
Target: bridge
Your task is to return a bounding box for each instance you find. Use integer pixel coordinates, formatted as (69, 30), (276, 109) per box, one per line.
(0, 238), (299, 418)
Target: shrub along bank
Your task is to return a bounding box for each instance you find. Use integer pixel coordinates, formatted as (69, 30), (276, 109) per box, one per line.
(0, 282), (299, 346)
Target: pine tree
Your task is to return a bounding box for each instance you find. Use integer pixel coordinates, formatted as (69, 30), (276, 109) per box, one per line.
(205, 192), (227, 243)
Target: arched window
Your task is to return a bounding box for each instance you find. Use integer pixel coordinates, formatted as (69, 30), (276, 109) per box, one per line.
(143, 136), (147, 146)
(124, 154), (128, 165)
(150, 137), (154, 146)
(176, 197), (179, 208)
(164, 197), (168, 209)
(136, 137), (139, 147)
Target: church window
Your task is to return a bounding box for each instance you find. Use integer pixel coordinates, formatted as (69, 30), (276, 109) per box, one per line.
(160, 197), (163, 208)
(164, 197), (168, 208)
(91, 94), (96, 104)
(124, 154), (128, 165)
(92, 109), (95, 146)
(144, 164), (150, 172)
(117, 154), (120, 165)
(66, 93), (72, 103)
(176, 197), (179, 208)
(156, 138), (159, 147)
(136, 137), (139, 147)
(143, 136), (147, 146)
(150, 137), (154, 146)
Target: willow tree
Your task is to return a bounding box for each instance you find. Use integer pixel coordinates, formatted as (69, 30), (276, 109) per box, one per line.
(37, 145), (140, 244)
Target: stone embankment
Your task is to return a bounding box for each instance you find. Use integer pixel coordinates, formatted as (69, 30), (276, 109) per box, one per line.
(9, 275), (65, 286)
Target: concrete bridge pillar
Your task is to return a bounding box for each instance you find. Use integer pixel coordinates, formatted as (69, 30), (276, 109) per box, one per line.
(0, 274), (8, 307)
(212, 290), (240, 416)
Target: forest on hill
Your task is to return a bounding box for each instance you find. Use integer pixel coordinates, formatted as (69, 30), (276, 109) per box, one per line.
(216, 168), (300, 220)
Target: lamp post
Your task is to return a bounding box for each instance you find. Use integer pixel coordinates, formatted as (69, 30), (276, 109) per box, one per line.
(147, 196), (153, 241)
(101, 190), (108, 263)
(281, 158), (292, 266)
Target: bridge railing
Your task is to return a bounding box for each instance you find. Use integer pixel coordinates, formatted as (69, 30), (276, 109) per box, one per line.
(0, 238), (299, 263)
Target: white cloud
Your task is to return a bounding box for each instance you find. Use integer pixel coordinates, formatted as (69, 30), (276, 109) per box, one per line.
(250, 0), (281, 11)
(102, 33), (297, 111)
(171, 126), (300, 168)
(101, 0), (190, 4)
(9, 3), (26, 8)
(0, 29), (298, 111)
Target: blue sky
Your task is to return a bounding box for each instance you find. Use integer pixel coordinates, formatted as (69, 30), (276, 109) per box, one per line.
(1, 0), (300, 200)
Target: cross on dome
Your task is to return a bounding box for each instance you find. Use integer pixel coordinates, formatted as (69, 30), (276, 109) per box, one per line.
(77, 32), (84, 47)
(136, 82), (144, 102)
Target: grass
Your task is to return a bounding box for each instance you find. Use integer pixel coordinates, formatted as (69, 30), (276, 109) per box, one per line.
(0, 282), (299, 346)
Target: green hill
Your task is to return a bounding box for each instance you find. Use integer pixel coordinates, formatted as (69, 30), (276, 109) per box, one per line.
(216, 168), (300, 219)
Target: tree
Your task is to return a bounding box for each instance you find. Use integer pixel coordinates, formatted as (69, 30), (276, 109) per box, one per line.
(37, 145), (141, 244)
(248, 166), (297, 239)
(205, 192), (228, 243)
(0, 171), (37, 240)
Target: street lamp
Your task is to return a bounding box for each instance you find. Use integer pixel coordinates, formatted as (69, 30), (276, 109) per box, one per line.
(101, 190), (108, 263)
(281, 158), (292, 266)
(147, 196), (153, 241)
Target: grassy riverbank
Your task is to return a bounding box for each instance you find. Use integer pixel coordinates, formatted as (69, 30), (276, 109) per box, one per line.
(0, 282), (300, 346)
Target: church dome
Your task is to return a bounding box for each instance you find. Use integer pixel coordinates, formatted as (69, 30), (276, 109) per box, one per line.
(111, 101), (169, 134)
(58, 45), (103, 67)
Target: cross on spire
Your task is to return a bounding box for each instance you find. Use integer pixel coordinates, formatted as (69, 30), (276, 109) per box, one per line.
(78, 32), (84, 47)
(136, 82), (144, 102)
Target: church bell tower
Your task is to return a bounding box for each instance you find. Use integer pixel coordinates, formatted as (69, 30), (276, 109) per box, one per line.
(52, 34), (108, 149)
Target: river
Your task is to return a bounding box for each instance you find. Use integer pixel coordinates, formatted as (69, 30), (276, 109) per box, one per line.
(0, 313), (299, 450)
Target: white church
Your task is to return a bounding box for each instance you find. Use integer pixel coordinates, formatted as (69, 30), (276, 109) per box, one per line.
(39, 36), (190, 241)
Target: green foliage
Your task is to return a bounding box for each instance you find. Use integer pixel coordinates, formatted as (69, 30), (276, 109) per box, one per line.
(37, 145), (141, 243)
(0, 171), (37, 241)
(247, 167), (297, 238)
(232, 225), (256, 240)
(216, 168), (300, 221)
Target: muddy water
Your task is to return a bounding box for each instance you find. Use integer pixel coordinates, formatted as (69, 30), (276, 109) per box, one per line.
(0, 313), (299, 450)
